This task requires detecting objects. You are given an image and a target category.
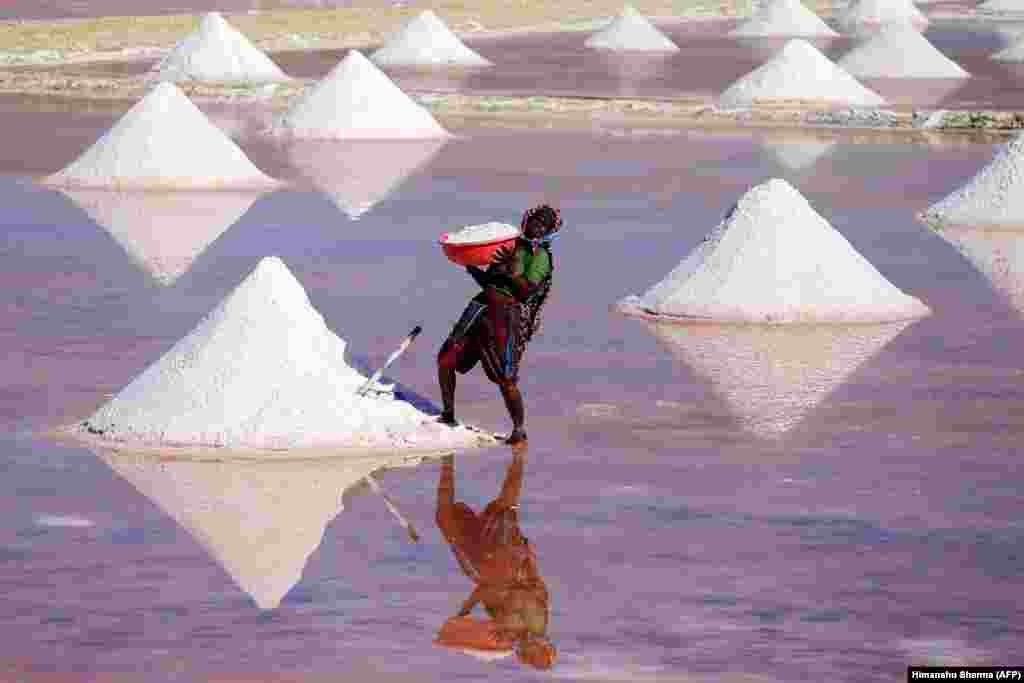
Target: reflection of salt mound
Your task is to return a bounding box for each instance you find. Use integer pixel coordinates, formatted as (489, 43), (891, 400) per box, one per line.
(82, 257), (487, 449)
(647, 320), (910, 436)
(370, 10), (492, 67)
(934, 226), (1024, 313)
(922, 134), (1024, 229)
(618, 178), (930, 322)
(271, 50), (449, 139)
(837, 0), (929, 31)
(285, 138), (446, 219)
(758, 135), (836, 170)
(729, 0), (838, 37)
(43, 83), (279, 190)
(149, 12), (290, 83)
(584, 5), (680, 52)
(61, 189), (260, 285)
(838, 24), (968, 77)
(719, 39), (886, 108)
(992, 35), (1024, 62)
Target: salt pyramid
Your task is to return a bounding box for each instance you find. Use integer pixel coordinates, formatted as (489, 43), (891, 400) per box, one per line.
(992, 35), (1024, 62)
(149, 12), (291, 84)
(43, 82), (280, 190)
(370, 10), (492, 67)
(921, 134), (1024, 229)
(729, 0), (838, 38)
(584, 5), (680, 52)
(837, 0), (929, 32)
(838, 24), (968, 78)
(646, 320), (911, 437)
(82, 256), (490, 449)
(719, 40), (886, 108)
(272, 50), (449, 139)
(932, 226), (1024, 314)
(617, 178), (930, 322)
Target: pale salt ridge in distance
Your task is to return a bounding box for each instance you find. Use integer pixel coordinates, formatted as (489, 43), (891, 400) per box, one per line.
(729, 0), (838, 38)
(370, 10), (493, 67)
(443, 222), (520, 244)
(837, 23), (969, 78)
(584, 5), (680, 52)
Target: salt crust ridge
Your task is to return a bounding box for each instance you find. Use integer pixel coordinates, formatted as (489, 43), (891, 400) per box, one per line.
(43, 82), (280, 190)
(619, 178), (931, 323)
(149, 12), (291, 84)
(837, 0), (929, 31)
(584, 5), (680, 52)
(838, 24), (968, 78)
(271, 50), (449, 139)
(370, 10), (492, 67)
(719, 39), (886, 108)
(83, 256), (488, 449)
(729, 0), (838, 38)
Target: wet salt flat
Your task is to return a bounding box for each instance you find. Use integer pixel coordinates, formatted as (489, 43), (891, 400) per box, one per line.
(2, 101), (1024, 680)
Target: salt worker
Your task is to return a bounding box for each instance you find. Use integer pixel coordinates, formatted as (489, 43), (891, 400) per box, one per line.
(434, 450), (556, 670)
(437, 205), (562, 445)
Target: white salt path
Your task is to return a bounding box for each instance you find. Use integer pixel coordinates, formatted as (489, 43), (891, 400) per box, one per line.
(729, 0), (838, 38)
(992, 35), (1024, 62)
(271, 50), (449, 139)
(719, 39), (886, 108)
(62, 189), (262, 285)
(149, 12), (291, 84)
(43, 82), (280, 190)
(618, 178), (930, 322)
(584, 5), (680, 52)
(934, 226), (1024, 314)
(370, 10), (492, 67)
(838, 24), (968, 78)
(837, 0), (929, 32)
(444, 222), (520, 244)
(82, 256), (492, 450)
(922, 133), (1024, 229)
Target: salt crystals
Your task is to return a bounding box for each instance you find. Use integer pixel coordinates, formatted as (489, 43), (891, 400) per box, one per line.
(729, 0), (838, 38)
(443, 222), (520, 244)
(584, 6), (680, 52)
(837, 23), (968, 78)
(370, 10), (493, 67)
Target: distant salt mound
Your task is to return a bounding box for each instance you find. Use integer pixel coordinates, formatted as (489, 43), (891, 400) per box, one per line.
(82, 257), (491, 449)
(837, 0), (929, 32)
(992, 35), (1024, 62)
(729, 0), (838, 38)
(838, 24), (968, 77)
(719, 39), (886, 108)
(933, 226), (1024, 314)
(584, 5), (680, 52)
(618, 178), (930, 322)
(370, 10), (492, 67)
(149, 12), (290, 83)
(922, 134), (1024, 229)
(979, 0), (1024, 13)
(43, 83), (279, 190)
(272, 50), (449, 139)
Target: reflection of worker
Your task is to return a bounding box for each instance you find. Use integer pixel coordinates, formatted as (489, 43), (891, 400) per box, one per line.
(434, 450), (556, 670)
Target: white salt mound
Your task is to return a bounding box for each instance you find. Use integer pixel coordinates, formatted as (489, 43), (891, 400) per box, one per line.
(992, 35), (1024, 62)
(584, 5), (680, 52)
(149, 12), (291, 83)
(618, 178), (930, 323)
(719, 39), (886, 108)
(82, 256), (490, 449)
(443, 222), (520, 244)
(729, 0), (838, 38)
(838, 24), (968, 77)
(934, 226), (1024, 314)
(43, 82), (279, 190)
(837, 0), (929, 32)
(922, 133), (1024, 228)
(370, 10), (492, 67)
(272, 50), (449, 139)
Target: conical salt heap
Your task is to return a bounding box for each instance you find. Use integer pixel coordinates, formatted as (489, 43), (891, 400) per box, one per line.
(43, 82), (279, 190)
(838, 24), (968, 78)
(149, 12), (291, 83)
(992, 35), (1024, 62)
(921, 133), (1024, 229)
(82, 257), (490, 449)
(584, 5), (680, 52)
(719, 39), (886, 108)
(729, 0), (838, 38)
(370, 10), (492, 67)
(618, 178), (930, 322)
(837, 0), (929, 32)
(933, 226), (1024, 314)
(272, 50), (449, 139)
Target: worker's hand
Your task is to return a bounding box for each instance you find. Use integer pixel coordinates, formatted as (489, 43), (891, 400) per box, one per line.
(490, 245), (515, 269)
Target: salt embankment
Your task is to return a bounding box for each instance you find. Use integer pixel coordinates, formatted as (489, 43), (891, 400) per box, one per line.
(932, 226), (1024, 314)
(719, 39), (886, 109)
(271, 50), (449, 139)
(837, 0), (929, 32)
(370, 10), (492, 67)
(80, 256), (492, 450)
(729, 0), (838, 38)
(618, 178), (930, 323)
(837, 24), (969, 78)
(584, 5), (680, 52)
(42, 82), (280, 190)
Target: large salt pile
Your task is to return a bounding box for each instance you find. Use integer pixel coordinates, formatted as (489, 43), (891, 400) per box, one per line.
(729, 0), (838, 38)
(837, 0), (929, 32)
(932, 226), (1024, 313)
(992, 35), (1024, 62)
(584, 5), (680, 52)
(618, 178), (930, 322)
(149, 12), (291, 83)
(719, 39), (886, 108)
(837, 24), (968, 78)
(43, 82), (279, 190)
(921, 133), (1024, 229)
(81, 257), (491, 449)
(370, 10), (492, 67)
(271, 50), (449, 139)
